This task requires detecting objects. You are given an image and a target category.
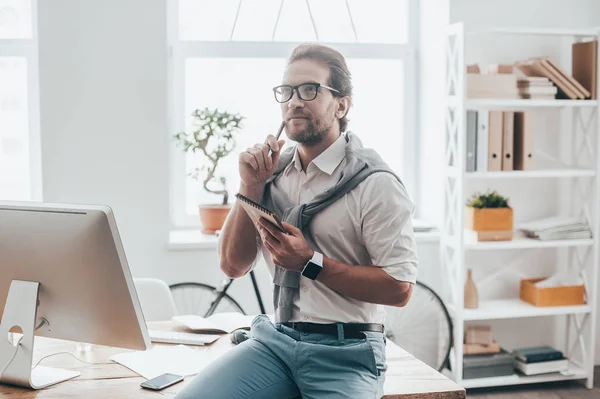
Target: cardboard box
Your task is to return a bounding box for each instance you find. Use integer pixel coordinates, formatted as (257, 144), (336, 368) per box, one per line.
(464, 341), (502, 355)
(465, 207), (513, 231)
(520, 278), (585, 307)
(464, 325), (493, 345)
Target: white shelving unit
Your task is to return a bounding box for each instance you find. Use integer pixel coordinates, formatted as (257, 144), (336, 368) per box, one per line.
(442, 23), (600, 389)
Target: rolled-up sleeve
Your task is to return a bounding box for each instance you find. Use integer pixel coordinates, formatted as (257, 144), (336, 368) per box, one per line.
(359, 173), (418, 283)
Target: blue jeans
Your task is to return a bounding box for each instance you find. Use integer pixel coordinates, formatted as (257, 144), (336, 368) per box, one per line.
(175, 315), (387, 399)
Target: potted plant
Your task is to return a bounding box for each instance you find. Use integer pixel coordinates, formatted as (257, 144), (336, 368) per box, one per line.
(465, 190), (513, 240)
(174, 107), (245, 234)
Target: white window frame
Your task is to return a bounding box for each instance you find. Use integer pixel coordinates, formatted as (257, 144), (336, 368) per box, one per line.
(0, 0), (42, 201)
(168, 0), (420, 229)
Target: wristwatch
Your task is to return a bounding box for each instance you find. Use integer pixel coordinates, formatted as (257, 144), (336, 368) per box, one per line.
(301, 251), (324, 280)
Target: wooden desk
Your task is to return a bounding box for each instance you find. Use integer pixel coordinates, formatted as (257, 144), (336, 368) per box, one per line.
(0, 322), (465, 398)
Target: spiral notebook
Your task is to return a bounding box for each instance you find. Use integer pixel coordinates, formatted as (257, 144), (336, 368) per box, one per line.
(235, 193), (287, 233)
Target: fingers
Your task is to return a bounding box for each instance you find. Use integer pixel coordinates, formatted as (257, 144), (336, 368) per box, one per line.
(265, 135), (280, 153)
(242, 146), (266, 172)
(254, 143), (272, 170)
(239, 151), (259, 171)
(259, 217), (286, 240)
(259, 223), (280, 249)
(271, 140), (285, 168)
(281, 222), (301, 236)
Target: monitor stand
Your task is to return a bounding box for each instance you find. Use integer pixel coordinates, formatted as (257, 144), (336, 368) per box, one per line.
(0, 280), (80, 389)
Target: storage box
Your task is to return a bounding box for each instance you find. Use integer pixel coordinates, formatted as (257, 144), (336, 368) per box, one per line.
(463, 349), (515, 379)
(465, 207), (513, 231)
(520, 278), (585, 307)
(464, 325), (493, 345)
(466, 74), (518, 99)
(464, 341), (501, 355)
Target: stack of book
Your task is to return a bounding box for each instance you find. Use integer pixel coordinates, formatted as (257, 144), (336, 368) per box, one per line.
(513, 346), (568, 375)
(517, 77), (558, 99)
(518, 216), (592, 240)
(516, 58), (591, 100)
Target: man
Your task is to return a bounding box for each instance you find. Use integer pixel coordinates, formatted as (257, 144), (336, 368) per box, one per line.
(176, 44), (418, 399)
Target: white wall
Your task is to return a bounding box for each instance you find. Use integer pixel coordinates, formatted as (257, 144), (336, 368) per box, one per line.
(37, 0), (600, 366)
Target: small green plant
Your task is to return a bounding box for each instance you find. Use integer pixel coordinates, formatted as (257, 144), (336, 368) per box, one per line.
(173, 107), (245, 206)
(466, 190), (510, 209)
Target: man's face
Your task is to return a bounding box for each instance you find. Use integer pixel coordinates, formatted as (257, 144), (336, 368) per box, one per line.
(280, 59), (339, 145)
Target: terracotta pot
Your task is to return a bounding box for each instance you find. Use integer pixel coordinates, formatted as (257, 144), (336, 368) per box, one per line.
(465, 207), (513, 231)
(199, 204), (231, 234)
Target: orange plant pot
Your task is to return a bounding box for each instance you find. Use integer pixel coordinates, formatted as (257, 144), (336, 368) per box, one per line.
(199, 205), (231, 234)
(465, 207), (513, 231)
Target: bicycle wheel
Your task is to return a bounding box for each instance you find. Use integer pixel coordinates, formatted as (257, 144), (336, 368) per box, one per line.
(169, 282), (246, 316)
(384, 281), (453, 372)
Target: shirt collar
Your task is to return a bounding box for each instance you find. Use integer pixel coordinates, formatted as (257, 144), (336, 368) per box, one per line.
(284, 134), (346, 176)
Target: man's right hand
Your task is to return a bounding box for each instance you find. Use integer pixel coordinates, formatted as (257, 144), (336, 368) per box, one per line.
(239, 134), (286, 190)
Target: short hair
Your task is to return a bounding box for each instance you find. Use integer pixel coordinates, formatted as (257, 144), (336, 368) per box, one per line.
(287, 44), (352, 132)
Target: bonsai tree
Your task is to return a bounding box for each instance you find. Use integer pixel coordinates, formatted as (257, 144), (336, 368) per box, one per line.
(466, 190), (510, 208)
(173, 107), (245, 206)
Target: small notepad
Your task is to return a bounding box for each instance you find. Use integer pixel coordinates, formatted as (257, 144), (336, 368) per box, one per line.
(235, 193), (287, 233)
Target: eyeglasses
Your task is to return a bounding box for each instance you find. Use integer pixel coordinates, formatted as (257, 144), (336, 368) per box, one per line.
(272, 82), (340, 103)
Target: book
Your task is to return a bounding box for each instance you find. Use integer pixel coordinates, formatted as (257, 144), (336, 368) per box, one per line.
(476, 111), (488, 171)
(515, 358), (568, 375)
(572, 40), (598, 99)
(464, 228), (513, 243)
(513, 112), (535, 171)
(466, 111), (477, 172)
(518, 217), (592, 240)
(235, 193), (288, 233)
(172, 312), (257, 334)
(513, 345), (564, 363)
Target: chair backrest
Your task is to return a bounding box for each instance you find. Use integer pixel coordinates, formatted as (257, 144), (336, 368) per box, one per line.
(133, 278), (179, 322)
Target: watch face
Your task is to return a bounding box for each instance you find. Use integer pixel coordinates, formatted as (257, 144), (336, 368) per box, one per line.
(302, 261), (322, 280)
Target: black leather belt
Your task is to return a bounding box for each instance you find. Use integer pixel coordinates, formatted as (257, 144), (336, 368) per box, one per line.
(282, 322), (384, 338)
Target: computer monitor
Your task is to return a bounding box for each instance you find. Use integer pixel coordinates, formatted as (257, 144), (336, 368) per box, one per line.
(0, 201), (150, 389)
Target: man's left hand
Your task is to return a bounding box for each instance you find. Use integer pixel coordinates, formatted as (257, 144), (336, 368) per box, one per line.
(258, 218), (314, 272)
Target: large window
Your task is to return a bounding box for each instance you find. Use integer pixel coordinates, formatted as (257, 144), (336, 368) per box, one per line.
(0, 0), (41, 201)
(169, 0), (418, 227)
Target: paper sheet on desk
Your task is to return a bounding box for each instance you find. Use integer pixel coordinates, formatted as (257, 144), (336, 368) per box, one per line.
(110, 345), (215, 380)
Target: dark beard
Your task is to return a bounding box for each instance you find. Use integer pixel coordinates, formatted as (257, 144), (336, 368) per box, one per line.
(287, 119), (328, 145)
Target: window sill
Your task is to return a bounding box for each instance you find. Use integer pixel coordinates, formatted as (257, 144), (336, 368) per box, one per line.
(167, 229), (440, 251)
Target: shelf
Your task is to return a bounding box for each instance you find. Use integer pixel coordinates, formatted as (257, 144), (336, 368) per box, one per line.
(463, 236), (594, 250)
(447, 166), (595, 179)
(458, 299), (592, 321)
(466, 27), (600, 37)
(447, 97), (599, 110)
(460, 362), (588, 389)
(444, 235), (595, 250)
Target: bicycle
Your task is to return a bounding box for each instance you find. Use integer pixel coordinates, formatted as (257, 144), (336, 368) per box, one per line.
(169, 275), (452, 372)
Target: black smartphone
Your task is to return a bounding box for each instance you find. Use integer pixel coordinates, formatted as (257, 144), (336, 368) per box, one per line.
(140, 373), (184, 391)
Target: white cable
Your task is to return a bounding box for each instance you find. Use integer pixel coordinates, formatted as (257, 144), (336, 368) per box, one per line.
(272, 0), (285, 41)
(32, 352), (113, 370)
(0, 336), (23, 377)
(229, 0), (243, 41)
(345, 0), (359, 42)
(305, 0), (319, 41)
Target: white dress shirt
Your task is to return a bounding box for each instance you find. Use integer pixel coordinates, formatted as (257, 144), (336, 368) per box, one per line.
(250, 133), (418, 324)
